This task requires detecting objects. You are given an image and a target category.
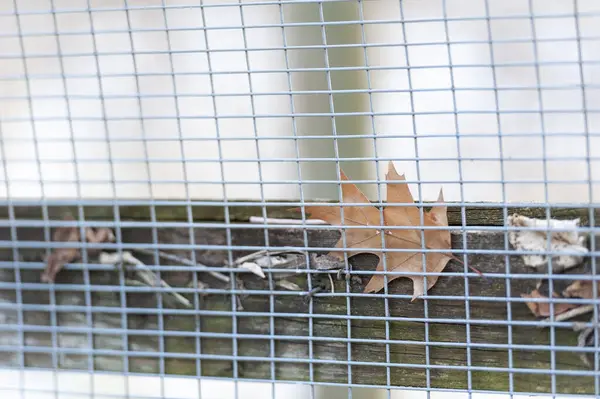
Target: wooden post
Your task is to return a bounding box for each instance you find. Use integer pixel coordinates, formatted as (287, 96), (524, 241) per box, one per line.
(0, 205), (597, 396)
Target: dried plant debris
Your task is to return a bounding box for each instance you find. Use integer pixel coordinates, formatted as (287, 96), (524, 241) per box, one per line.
(276, 280), (302, 291)
(573, 318), (599, 368)
(230, 250), (349, 293)
(232, 250), (347, 277)
(508, 214), (588, 272)
(548, 278), (600, 324)
(303, 161), (462, 301)
(521, 282), (579, 318)
(530, 276), (600, 323)
(99, 251), (192, 309)
(563, 279), (598, 300)
(509, 213), (600, 368)
(238, 261), (266, 279)
(42, 215), (115, 283)
(133, 248), (230, 283)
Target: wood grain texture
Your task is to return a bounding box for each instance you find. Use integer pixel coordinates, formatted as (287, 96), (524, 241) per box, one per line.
(0, 217), (596, 395)
(0, 202), (596, 227)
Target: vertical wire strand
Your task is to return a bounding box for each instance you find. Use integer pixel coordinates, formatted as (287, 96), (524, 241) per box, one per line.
(572, 0), (599, 395)
(47, 1), (95, 397)
(11, 2), (58, 397)
(0, 92), (25, 399)
(157, 2), (204, 398)
(277, 5), (316, 398)
(236, 4), (276, 397)
(526, 2), (557, 395)
(119, 5), (168, 392)
(84, 2), (128, 395)
(316, 3), (354, 397)
(482, 0), (513, 394)
(356, 2), (393, 399)
(441, 1), (472, 395)
(398, 1), (431, 396)
(198, 3), (238, 398)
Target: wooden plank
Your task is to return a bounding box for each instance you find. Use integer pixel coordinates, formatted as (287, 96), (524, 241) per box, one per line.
(0, 201), (595, 227)
(0, 221), (596, 395)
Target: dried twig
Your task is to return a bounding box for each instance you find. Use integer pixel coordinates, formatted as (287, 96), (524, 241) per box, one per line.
(230, 250), (352, 297)
(573, 317), (599, 368)
(233, 250), (347, 276)
(133, 247), (230, 283)
(328, 274), (335, 293)
(99, 251), (192, 309)
(249, 216), (327, 225)
(234, 278), (247, 311)
(539, 304), (595, 324)
(276, 280), (302, 291)
(230, 249), (303, 267)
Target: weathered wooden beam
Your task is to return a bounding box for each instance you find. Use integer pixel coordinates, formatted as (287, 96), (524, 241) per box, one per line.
(0, 201), (596, 227)
(0, 220), (597, 395)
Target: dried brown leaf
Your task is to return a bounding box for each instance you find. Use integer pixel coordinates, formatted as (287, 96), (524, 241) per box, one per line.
(41, 215), (115, 283)
(41, 215), (80, 283)
(521, 289), (578, 318)
(563, 279), (597, 300)
(304, 161), (453, 300)
(304, 169), (387, 261)
(371, 165), (452, 299)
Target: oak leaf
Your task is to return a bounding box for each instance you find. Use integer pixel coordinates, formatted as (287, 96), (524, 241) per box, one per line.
(304, 161), (453, 300)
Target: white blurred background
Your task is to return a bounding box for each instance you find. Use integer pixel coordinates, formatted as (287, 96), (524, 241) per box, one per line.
(1, 0), (600, 204)
(1, 0), (600, 398)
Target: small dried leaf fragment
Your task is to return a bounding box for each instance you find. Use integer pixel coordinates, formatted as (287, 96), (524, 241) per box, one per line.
(563, 279), (597, 299)
(304, 161), (453, 300)
(521, 289), (578, 318)
(239, 262), (266, 279)
(41, 215), (80, 283)
(277, 280), (302, 291)
(41, 215), (115, 283)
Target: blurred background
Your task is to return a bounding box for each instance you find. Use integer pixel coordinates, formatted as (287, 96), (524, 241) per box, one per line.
(1, 0), (599, 398)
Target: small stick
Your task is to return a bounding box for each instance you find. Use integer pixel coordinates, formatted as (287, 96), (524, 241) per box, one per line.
(133, 248), (230, 283)
(100, 251), (192, 309)
(328, 273), (335, 294)
(230, 249), (305, 266)
(230, 249), (269, 266)
(539, 304), (595, 325)
(277, 280), (302, 291)
(249, 216), (327, 225)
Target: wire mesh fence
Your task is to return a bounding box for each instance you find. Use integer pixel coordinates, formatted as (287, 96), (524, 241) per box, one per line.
(1, 1), (600, 398)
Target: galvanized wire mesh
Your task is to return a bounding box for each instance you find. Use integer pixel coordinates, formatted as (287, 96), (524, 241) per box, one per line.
(1, 1), (600, 399)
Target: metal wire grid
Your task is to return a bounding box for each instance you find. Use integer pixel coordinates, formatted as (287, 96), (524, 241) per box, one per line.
(0, 1), (600, 399)
(2, 3), (600, 202)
